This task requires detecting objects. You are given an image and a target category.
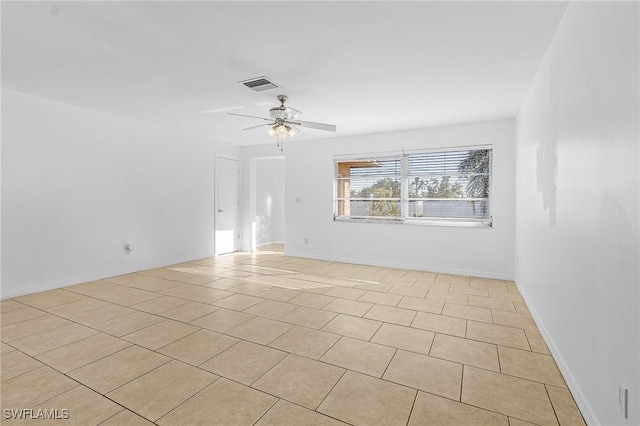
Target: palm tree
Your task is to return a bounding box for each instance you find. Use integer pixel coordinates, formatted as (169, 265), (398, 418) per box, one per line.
(458, 150), (490, 216)
(409, 176), (425, 197)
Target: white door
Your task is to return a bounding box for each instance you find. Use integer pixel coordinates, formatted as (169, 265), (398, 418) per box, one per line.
(215, 156), (240, 255)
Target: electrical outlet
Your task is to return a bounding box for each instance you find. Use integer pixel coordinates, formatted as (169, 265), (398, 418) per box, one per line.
(618, 382), (628, 419)
(295, 196), (302, 203)
(304, 238), (309, 245)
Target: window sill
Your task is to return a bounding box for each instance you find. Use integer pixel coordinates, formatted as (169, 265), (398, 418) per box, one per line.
(334, 216), (405, 225)
(404, 218), (492, 228)
(334, 216), (492, 228)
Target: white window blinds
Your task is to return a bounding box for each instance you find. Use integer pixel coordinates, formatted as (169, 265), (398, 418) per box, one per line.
(335, 147), (492, 224)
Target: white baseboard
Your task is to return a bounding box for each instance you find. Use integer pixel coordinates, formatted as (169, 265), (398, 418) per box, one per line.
(0, 252), (215, 300)
(514, 278), (597, 426)
(284, 251), (514, 281)
(257, 241), (284, 247)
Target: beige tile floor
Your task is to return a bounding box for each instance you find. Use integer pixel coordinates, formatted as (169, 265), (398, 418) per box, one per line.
(0, 246), (585, 425)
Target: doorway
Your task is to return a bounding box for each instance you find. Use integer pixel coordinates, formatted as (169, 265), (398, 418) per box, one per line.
(215, 155), (240, 255)
(249, 156), (285, 251)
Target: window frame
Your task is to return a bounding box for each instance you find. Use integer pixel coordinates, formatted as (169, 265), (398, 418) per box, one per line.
(335, 155), (404, 221)
(333, 145), (493, 227)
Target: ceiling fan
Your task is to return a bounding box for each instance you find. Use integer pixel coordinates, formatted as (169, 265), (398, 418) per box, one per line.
(228, 95), (337, 150)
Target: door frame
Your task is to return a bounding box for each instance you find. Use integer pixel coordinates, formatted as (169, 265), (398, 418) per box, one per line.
(249, 155), (285, 251)
(215, 154), (241, 255)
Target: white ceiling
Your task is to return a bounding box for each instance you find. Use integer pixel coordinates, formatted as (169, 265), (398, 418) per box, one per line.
(2, 1), (568, 146)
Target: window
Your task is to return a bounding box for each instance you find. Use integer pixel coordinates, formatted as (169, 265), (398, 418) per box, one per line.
(334, 147), (492, 226)
(336, 157), (402, 220)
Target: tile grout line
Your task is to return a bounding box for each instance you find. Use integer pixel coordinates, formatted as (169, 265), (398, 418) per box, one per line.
(5, 342), (170, 425)
(427, 332), (437, 355)
(29, 332), (132, 364)
(153, 376), (224, 425)
(311, 368), (349, 417)
(2, 252), (575, 425)
(404, 380), (420, 426)
(94, 407), (132, 426)
(379, 347), (398, 379)
(460, 364), (465, 402)
(196, 338), (244, 369)
(315, 332), (345, 361)
(544, 383), (562, 426)
(73, 346), (173, 397)
(248, 397), (280, 426)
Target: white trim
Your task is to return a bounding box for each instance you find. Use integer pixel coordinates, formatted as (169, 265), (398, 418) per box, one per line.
(334, 216), (404, 224)
(249, 158), (258, 252)
(334, 216), (492, 228)
(215, 153), (241, 162)
(403, 143), (493, 155)
(214, 154), (241, 255)
(515, 278), (597, 426)
(333, 151), (403, 161)
(284, 252), (514, 281)
(0, 252), (214, 300)
(333, 144), (494, 161)
(403, 218), (492, 227)
(256, 241), (284, 247)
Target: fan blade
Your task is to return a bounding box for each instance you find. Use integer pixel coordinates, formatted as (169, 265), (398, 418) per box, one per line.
(242, 123), (274, 131)
(228, 112), (272, 122)
(291, 120), (337, 132)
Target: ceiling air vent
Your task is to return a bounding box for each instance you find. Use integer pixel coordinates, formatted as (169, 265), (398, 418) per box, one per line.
(239, 76), (279, 92)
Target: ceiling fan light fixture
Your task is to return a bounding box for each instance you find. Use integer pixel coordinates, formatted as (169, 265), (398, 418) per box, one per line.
(228, 95), (336, 150)
(269, 106), (285, 120)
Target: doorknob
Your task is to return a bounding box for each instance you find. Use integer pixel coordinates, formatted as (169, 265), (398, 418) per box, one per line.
(218, 209), (226, 212)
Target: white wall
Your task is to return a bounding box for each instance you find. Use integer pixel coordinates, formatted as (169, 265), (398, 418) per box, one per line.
(284, 119), (516, 279)
(515, 3), (639, 425)
(255, 158), (285, 246)
(1, 89), (240, 298)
